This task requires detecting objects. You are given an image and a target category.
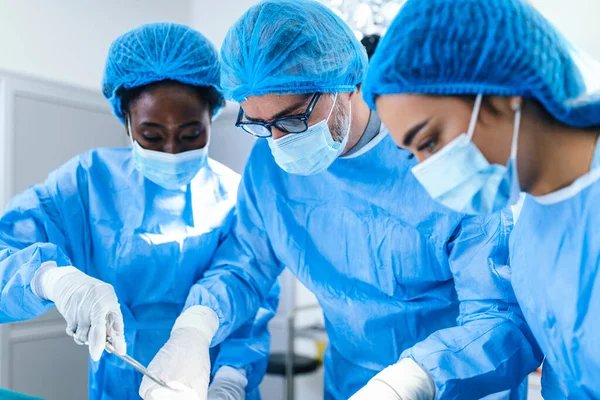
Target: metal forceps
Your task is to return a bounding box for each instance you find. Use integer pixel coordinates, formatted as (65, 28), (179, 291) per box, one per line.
(105, 338), (176, 391)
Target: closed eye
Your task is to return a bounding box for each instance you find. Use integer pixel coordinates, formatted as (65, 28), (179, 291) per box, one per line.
(143, 135), (162, 143)
(417, 139), (437, 153)
(182, 130), (204, 141)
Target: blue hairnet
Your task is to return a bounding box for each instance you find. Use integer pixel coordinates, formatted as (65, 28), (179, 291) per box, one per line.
(220, 0), (369, 102)
(102, 22), (224, 123)
(364, 0), (600, 128)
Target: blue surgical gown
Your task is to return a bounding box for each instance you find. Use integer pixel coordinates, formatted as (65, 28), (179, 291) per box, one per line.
(186, 133), (543, 399)
(0, 148), (278, 400)
(510, 144), (600, 399)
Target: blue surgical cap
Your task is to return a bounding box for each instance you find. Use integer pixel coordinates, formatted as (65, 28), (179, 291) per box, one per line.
(102, 22), (224, 123)
(220, 0), (369, 102)
(364, 0), (600, 128)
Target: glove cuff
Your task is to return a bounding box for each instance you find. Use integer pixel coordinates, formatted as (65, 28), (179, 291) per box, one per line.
(213, 365), (248, 387)
(372, 358), (436, 400)
(173, 305), (219, 342)
(31, 262), (78, 301)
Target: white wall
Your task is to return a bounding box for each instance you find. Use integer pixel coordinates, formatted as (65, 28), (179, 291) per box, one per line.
(0, 0), (266, 93)
(191, 0), (259, 48)
(532, 0), (600, 60)
(0, 0), (193, 91)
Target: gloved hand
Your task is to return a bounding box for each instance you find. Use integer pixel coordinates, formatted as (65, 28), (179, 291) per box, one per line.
(140, 305), (220, 400)
(207, 366), (248, 400)
(31, 261), (126, 361)
(144, 382), (201, 400)
(349, 358), (436, 400)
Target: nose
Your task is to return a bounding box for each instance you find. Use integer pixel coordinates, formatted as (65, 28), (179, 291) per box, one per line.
(162, 139), (183, 154)
(416, 154), (429, 163)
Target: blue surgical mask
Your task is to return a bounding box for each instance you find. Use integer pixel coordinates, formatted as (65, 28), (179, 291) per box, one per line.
(411, 94), (522, 215)
(267, 94), (351, 176)
(128, 120), (208, 190)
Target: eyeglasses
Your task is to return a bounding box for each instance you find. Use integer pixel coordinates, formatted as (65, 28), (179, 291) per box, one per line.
(235, 93), (322, 138)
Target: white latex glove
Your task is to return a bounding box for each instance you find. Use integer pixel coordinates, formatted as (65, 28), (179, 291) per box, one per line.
(349, 358), (436, 400)
(207, 366), (247, 400)
(145, 382), (201, 400)
(140, 305), (219, 400)
(31, 261), (126, 361)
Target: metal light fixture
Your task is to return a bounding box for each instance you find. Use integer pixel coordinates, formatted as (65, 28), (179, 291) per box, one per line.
(320, 0), (405, 39)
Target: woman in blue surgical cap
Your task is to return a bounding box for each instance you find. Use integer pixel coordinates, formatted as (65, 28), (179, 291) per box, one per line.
(364, 0), (600, 397)
(0, 22), (278, 400)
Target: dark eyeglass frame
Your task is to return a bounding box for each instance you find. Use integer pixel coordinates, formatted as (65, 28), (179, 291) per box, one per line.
(235, 93), (322, 138)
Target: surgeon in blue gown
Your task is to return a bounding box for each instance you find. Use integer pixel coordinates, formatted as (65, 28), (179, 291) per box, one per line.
(364, 0), (600, 397)
(142, 2), (543, 400)
(0, 22), (278, 400)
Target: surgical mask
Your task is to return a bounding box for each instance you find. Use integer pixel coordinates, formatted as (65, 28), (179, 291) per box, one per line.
(128, 119), (208, 190)
(411, 94), (522, 215)
(267, 94), (351, 176)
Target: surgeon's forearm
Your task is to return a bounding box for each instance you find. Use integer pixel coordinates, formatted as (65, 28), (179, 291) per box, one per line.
(402, 313), (542, 398)
(185, 270), (273, 345)
(189, 174), (284, 347)
(212, 282), (279, 391)
(424, 212), (542, 396)
(0, 242), (72, 321)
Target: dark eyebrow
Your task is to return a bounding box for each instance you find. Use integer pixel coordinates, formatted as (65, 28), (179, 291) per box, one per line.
(178, 120), (202, 129)
(403, 119), (430, 147)
(139, 121), (203, 129)
(245, 95), (313, 123)
(140, 121), (165, 129)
